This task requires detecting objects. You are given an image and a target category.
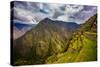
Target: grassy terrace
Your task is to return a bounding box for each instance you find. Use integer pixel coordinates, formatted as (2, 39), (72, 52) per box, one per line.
(45, 31), (97, 63)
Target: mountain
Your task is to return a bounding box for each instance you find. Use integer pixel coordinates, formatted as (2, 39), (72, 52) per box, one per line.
(13, 27), (24, 39)
(37, 18), (79, 32)
(46, 14), (97, 63)
(79, 14), (97, 32)
(12, 14), (97, 65)
(13, 23), (36, 39)
(13, 18), (79, 65)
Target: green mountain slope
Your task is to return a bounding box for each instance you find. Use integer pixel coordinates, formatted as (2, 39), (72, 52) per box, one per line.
(13, 14), (97, 65)
(45, 32), (97, 63)
(45, 14), (97, 63)
(13, 18), (74, 65)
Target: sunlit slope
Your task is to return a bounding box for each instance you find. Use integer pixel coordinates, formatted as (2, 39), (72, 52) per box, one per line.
(13, 14), (97, 65)
(45, 14), (97, 63)
(45, 31), (97, 63)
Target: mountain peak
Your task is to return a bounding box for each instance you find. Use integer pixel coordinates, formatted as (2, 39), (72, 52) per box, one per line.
(43, 18), (52, 21)
(40, 18), (53, 23)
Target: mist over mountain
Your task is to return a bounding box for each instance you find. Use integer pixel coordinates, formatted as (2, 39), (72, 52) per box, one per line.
(11, 1), (97, 40)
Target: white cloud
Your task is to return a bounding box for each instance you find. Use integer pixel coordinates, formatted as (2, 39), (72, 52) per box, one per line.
(56, 15), (69, 21)
(14, 7), (38, 24)
(13, 2), (97, 24)
(13, 19), (37, 24)
(65, 5), (84, 15)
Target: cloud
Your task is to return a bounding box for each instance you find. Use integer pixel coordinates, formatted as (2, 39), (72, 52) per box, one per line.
(13, 19), (37, 24)
(56, 15), (69, 21)
(65, 5), (84, 15)
(12, 1), (97, 24)
(73, 6), (97, 24)
(13, 7), (38, 24)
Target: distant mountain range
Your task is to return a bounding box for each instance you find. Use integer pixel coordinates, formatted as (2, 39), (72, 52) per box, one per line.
(13, 23), (36, 39)
(12, 14), (97, 65)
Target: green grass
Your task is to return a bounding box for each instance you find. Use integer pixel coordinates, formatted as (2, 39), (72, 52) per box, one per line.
(45, 31), (97, 64)
(75, 35), (97, 61)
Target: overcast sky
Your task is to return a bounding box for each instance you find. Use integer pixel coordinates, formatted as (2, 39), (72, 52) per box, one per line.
(12, 1), (97, 24)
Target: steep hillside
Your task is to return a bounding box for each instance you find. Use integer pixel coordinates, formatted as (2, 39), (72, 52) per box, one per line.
(12, 14), (97, 65)
(45, 14), (97, 63)
(46, 31), (97, 63)
(13, 18), (79, 65)
(79, 14), (97, 32)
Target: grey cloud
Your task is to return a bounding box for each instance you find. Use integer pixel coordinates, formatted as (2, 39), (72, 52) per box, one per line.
(12, 1), (97, 24)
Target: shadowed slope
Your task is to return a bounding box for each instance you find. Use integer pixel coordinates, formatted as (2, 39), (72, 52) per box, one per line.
(13, 18), (79, 65)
